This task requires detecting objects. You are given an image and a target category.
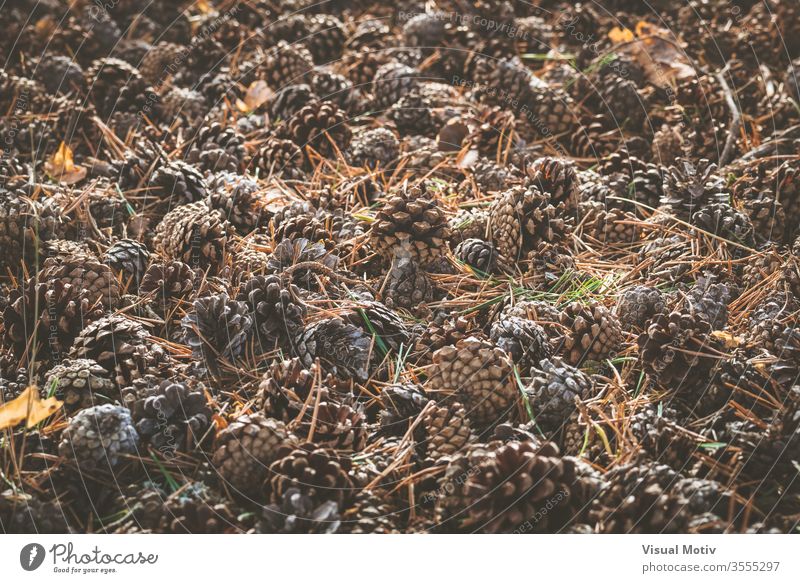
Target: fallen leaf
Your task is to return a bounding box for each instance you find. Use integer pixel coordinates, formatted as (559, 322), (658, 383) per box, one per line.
(236, 80), (272, 113)
(608, 27), (634, 43)
(0, 386), (63, 430)
(611, 21), (695, 88)
(711, 330), (741, 350)
(44, 142), (87, 185)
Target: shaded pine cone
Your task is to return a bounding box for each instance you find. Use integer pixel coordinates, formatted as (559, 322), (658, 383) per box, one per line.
(588, 462), (690, 533)
(637, 310), (720, 390)
(184, 122), (246, 173)
(378, 383), (430, 438)
(629, 405), (699, 472)
(455, 238), (498, 274)
(261, 41), (313, 88)
(280, 101), (351, 159)
(122, 378), (212, 453)
(153, 201), (232, 271)
(212, 413), (297, 496)
(104, 239), (151, 289)
(348, 127), (399, 170)
(237, 274), (306, 349)
(428, 336), (518, 428)
(527, 357), (595, 434)
(525, 156), (579, 213)
(266, 238), (339, 291)
(205, 172), (267, 234)
(339, 490), (402, 533)
(293, 400), (367, 452)
(69, 314), (170, 387)
(39, 254), (121, 308)
(250, 137), (305, 179)
(147, 160), (208, 206)
(438, 441), (599, 533)
(615, 285), (667, 331)
(258, 358), (343, 424)
(2, 278), (101, 362)
(372, 62), (420, 111)
(369, 185), (450, 267)
(660, 158), (729, 221)
(384, 252), (434, 311)
(0, 193), (64, 271)
(686, 274), (737, 331)
(557, 301), (622, 365)
(422, 401), (476, 462)
(58, 404), (139, 471)
(293, 317), (371, 382)
(268, 442), (355, 507)
(181, 293), (253, 374)
(490, 316), (552, 376)
(261, 487), (340, 533)
(0, 489), (70, 534)
(140, 260), (195, 307)
(45, 358), (116, 414)
(488, 184), (569, 262)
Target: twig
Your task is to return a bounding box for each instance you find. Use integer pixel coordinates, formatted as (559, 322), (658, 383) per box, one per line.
(715, 66), (742, 167)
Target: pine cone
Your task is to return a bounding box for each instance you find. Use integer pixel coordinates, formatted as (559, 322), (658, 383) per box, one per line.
(557, 301), (622, 365)
(428, 336), (518, 428)
(104, 239), (151, 289)
(181, 293), (252, 374)
(212, 413), (297, 495)
(490, 316), (552, 376)
(153, 201), (232, 271)
(384, 252), (434, 311)
(615, 285), (667, 331)
(268, 442), (355, 507)
(280, 101), (351, 159)
(422, 401), (476, 462)
(59, 404), (139, 471)
(237, 274), (305, 350)
(261, 487), (340, 533)
(455, 238), (498, 274)
(527, 357), (595, 434)
(294, 317), (371, 382)
(45, 358), (116, 414)
(185, 123), (246, 173)
(140, 260), (195, 308)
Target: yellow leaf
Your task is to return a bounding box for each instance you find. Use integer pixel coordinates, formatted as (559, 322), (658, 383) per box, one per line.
(608, 27), (634, 43)
(237, 80), (273, 113)
(44, 142), (87, 185)
(0, 386), (63, 430)
(711, 330), (741, 350)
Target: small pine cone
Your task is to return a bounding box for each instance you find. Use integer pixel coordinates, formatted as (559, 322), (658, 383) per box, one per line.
(205, 172), (267, 233)
(262, 41), (313, 88)
(691, 202), (754, 245)
(104, 239), (151, 288)
(268, 84), (318, 121)
(268, 442), (355, 507)
(422, 401), (476, 462)
(340, 490), (402, 534)
(449, 208), (489, 242)
(629, 405), (699, 472)
(372, 62), (420, 111)
(69, 314), (170, 387)
(637, 310), (720, 390)
(280, 101), (352, 158)
(428, 336), (518, 428)
(212, 413), (297, 495)
(378, 383), (430, 438)
(490, 316), (552, 376)
(524, 241), (576, 290)
(0, 489), (70, 534)
(455, 238), (498, 274)
(557, 301), (622, 365)
(527, 358), (595, 434)
(439, 441), (599, 533)
(615, 285), (667, 331)
(390, 91), (437, 137)
(687, 275), (737, 331)
(413, 316), (477, 366)
(348, 127), (399, 170)
(58, 404), (139, 471)
(181, 293), (253, 373)
(524, 156), (579, 213)
(488, 184), (570, 263)
(2, 279), (101, 362)
(250, 137), (306, 179)
(237, 274), (305, 349)
(500, 300), (564, 344)
(384, 253), (434, 311)
(588, 462), (689, 533)
(122, 378), (212, 453)
(45, 358), (116, 414)
(293, 317), (371, 382)
(310, 71), (354, 111)
(776, 161), (800, 241)
(147, 160), (208, 206)
(258, 358), (343, 424)
(153, 201), (232, 271)
(185, 123), (246, 173)
(580, 202), (640, 244)
(651, 125), (684, 166)
(140, 260), (195, 307)
(261, 487), (340, 533)
(39, 254), (120, 308)
(294, 400), (367, 452)
(369, 185), (451, 267)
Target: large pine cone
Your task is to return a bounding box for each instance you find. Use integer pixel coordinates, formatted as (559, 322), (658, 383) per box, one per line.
(557, 301), (622, 365)
(268, 442), (355, 506)
(45, 358), (116, 414)
(428, 336), (518, 428)
(293, 317), (371, 382)
(369, 184), (451, 267)
(58, 404), (139, 472)
(153, 201), (232, 272)
(527, 357), (595, 434)
(212, 413), (297, 496)
(181, 293), (253, 374)
(237, 274), (305, 350)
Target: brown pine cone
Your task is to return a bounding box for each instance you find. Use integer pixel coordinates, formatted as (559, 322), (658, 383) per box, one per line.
(428, 336), (518, 428)
(268, 442), (355, 506)
(153, 201), (232, 272)
(422, 401), (476, 462)
(557, 301), (622, 366)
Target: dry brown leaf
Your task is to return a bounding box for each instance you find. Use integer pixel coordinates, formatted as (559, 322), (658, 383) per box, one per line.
(44, 141), (87, 185)
(236, 80), (272, 113)
(0, 386), (63, 430)
(711, 330), (741, 350)
(608, 27), (634, 43)
(611, 21), (695, 88)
